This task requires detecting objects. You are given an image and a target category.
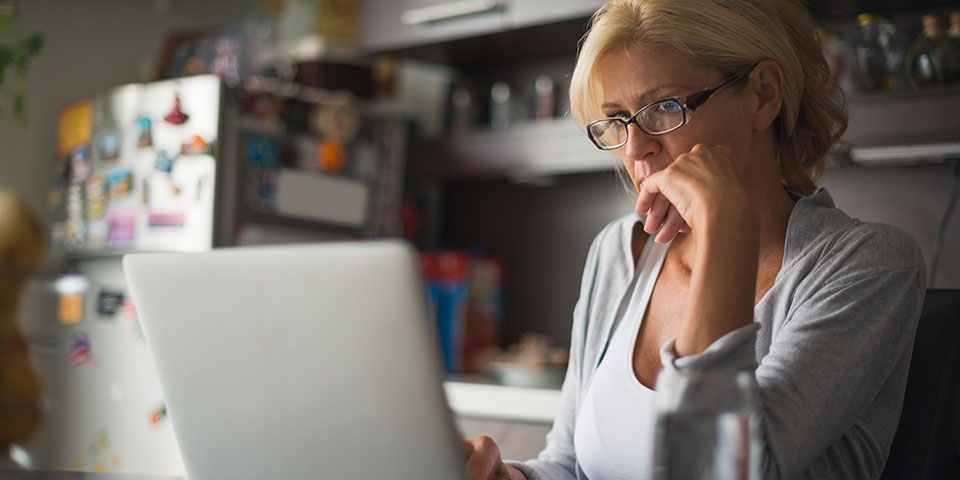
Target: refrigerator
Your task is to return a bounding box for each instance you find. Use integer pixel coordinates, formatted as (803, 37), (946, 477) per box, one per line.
(18, 74), (409, 475)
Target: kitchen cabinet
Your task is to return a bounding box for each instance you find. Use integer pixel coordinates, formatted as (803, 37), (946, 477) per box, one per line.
(358, 0), (604, 54)
(359, 0), (507, 53)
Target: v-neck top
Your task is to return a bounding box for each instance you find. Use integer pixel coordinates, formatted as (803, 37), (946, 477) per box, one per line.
(573, 239), (670, 479)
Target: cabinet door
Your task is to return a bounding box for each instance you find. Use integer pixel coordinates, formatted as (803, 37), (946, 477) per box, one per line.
(508, 0), (604, 30)
(359, 0), (508, 52)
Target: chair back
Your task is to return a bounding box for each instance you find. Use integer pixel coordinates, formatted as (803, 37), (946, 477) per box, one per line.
(880, 289), (960, 479)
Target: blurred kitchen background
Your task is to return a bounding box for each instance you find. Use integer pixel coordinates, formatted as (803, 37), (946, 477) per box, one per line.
(1, 0), (960, 474)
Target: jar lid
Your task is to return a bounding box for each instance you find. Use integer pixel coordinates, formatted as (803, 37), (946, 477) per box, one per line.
(856, 13), (887, 25)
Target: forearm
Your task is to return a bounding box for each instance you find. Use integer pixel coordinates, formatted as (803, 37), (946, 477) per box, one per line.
(674, 216), (759, 357)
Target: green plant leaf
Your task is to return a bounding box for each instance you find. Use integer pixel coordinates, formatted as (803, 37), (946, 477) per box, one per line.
(0, 13), (9, 36)
(0, 46), (12, 70)
(24, 32), (42, 54)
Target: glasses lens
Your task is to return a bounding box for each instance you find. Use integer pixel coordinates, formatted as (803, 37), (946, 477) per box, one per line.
(588, 119), (626, 149)
(639, 99), (685, 135)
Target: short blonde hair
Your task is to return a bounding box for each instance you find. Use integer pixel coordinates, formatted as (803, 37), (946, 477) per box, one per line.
(570, 0), (847, 196)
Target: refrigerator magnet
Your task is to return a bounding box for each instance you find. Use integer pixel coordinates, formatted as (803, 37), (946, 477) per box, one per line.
(317, 138), (347, 173)
(154, 150), (177, 173)
(85, 175), (107, 220)
(163, 93), (189, 125)
(69, 145), (91, 183)
(107, 168), (133, 199)
(148, 211), (184, 228)
(67, 332), (91, 366)
(135, 116), (152, 148)
(97, 132), (120, 161)
(150, 404), (167, 426)
(97, 290), (124, 316)
(181, 135), (211, 156)
(106, 211), (136, 249)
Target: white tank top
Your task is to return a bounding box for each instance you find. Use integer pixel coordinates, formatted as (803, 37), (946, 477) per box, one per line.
(574, 237), (671, 480)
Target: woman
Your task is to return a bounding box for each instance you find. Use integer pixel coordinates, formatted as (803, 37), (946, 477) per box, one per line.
(464, 0), (926, 479)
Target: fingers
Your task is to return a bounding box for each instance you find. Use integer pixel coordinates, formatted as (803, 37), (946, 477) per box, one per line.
(642, 193), (671, 235)
(655, 205), (686, 244)
(463, 436), (502, 480)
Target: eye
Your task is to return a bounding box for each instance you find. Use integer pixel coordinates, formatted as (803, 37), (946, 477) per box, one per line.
(656, 99), (683, 114)
(603, 110), (630, 120)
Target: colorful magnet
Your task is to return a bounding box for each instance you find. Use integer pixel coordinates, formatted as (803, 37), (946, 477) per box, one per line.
(150, 404), (167, 426)
(135, 116), (152, 147)
(107, 168), (133, 199)
(106, 211), (136, 248)
(148, 211), (184, 228)
(317, 138), (347, 173)
(67, 332), (91, 366)
(69, 145), (91, 183)
(97, 290), (124, 316)
(154, 150), (177, 173)
(111, 454), (123, 469)
(163, 94), (189, 125)
(181, 135), (211, 156)
(85, 175), (107, 220)
(97, 132), (120, 160)
(58, 293), (84, 325)
(58, 99), (93, 158)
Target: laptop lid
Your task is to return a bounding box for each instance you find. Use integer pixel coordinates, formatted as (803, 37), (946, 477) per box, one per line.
(123, 240), (466, 480)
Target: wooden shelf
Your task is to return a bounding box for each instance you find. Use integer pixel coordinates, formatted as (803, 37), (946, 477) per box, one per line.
(407, 85), (960, 180)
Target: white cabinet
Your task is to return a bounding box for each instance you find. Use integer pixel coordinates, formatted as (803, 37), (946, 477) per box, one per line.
(358, 0), (605, 53)
(359, 0), (509, 52)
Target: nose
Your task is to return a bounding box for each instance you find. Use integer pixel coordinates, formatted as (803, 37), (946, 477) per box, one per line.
(620, 122), (660, 162)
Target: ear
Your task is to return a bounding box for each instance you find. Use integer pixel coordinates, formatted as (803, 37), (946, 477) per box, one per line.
(746, 59), (783, 132)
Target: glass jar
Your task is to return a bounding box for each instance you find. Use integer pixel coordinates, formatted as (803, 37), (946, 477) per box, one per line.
(653, 369), (761, 480)
(854, 13), (905, 91)
(905, 14), (960, 87)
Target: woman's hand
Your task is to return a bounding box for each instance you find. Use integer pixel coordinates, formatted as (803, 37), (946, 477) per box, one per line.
(634, 144), (751, 243)
(463, 436), (525, 480)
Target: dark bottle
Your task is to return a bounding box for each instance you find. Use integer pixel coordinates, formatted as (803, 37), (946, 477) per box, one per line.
(905, 14), (960, 87)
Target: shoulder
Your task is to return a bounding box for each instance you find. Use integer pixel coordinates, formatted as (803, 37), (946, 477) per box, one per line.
(785, 188), (925, 291)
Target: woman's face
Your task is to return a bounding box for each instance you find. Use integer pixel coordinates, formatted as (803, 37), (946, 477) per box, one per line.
(595, 45), (755, 192)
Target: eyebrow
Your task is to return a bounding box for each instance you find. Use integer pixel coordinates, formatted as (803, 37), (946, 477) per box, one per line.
(600, 84), (686, 111)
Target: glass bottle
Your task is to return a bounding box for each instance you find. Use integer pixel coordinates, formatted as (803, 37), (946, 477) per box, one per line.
(854, 13), (905, 91)
(905, 14), (960, 87)
(653, 370), (761, 480)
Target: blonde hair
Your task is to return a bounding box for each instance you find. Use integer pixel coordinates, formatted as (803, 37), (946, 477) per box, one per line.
(570, 0), (847, 196)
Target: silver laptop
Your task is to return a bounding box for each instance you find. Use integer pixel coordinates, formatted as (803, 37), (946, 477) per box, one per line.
(123, 240), (467, 480)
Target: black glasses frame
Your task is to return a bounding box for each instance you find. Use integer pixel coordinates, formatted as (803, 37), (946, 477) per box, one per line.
(586, 65), (756, 151)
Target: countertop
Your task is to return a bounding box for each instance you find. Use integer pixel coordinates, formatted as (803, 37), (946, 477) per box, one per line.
(443, 379), (562, 424)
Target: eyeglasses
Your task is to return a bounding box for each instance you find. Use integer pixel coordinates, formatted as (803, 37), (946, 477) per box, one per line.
(586, 66), (754, 150)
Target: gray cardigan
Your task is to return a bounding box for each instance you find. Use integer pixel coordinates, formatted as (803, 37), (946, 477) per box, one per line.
(506, 188), (926, 480)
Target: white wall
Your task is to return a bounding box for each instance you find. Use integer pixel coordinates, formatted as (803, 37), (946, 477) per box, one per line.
(0, 0), (263, 218)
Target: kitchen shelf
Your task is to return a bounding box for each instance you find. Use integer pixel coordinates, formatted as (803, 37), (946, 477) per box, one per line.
(408, 85), (960, 179)
(408, 117), (615, 180)
(844, 84), (960, 148)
